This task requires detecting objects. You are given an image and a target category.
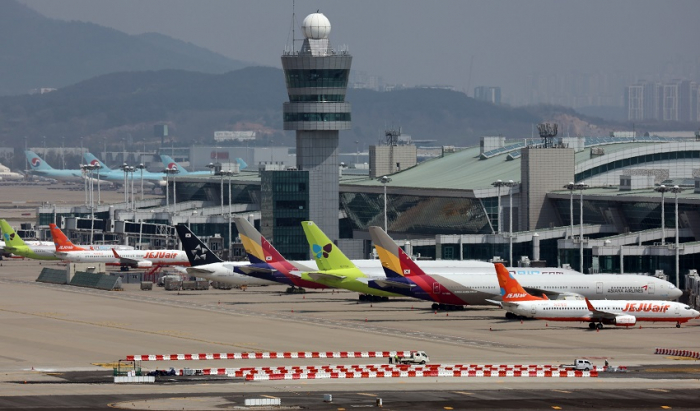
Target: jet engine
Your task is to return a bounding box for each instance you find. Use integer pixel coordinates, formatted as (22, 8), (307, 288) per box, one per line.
(135, 261), (153, 268)
(612, 315), (636, 327)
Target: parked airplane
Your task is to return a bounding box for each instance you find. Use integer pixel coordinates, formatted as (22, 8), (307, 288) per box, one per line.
(0, 163), (24, 181)
(1, 220), (133, 259)
(300, 221), (402, 299)
(234, 217), (328, 291)
(50, 224), (188, 269)
(368, 225), (683, 309)
(175, 225), (276, 287)
(160, 154), (247, 175)
(492, 263), (698, 329)
(1, 219), (58, 260)
(24, 150), (84, 183)
(82, 153), (165, 186)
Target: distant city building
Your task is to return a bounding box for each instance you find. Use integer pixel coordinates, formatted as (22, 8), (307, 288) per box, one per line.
(213, 131), (257, 142)
(474, 86), (501, 104)
(29, 88), (57, 95)
(625, 80), (698, 122)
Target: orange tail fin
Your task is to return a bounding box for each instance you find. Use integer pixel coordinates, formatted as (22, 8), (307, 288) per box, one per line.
(49, 223), (87, 252)
(494, 263), (544, 302)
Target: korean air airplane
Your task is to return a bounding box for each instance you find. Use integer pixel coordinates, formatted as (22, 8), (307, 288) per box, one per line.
(25, 150), (84, 183)
(492, 263), (698, 329)
(82, 153), (166, 186)
(160, 155), (247, 176)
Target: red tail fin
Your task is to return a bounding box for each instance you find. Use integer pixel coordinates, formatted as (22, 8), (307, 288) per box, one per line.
(495, 263), (544, 302)
(49, 223), (86, 252)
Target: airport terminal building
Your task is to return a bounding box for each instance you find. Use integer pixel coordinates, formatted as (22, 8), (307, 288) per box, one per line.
(38, 134), (700, 288)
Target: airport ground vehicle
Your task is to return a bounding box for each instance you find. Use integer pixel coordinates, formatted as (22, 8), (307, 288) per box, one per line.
(560, 359), (594, 371)
(398, 351), (429, 365)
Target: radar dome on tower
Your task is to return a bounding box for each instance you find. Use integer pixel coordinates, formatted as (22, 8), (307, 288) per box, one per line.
(302, 12), (331, 39)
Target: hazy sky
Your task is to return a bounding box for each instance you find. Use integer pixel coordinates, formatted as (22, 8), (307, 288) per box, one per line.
(20, 0), (700, 104)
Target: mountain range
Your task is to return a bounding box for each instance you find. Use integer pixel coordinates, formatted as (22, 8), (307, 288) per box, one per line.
(0, 0), (650, 162)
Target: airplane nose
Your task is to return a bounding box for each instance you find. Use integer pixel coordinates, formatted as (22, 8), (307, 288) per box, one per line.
(693, 310), (700, 319)
(670, 288), (683, 299)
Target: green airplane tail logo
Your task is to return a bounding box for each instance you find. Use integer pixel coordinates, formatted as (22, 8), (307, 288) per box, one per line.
(312, 243), (333, 259)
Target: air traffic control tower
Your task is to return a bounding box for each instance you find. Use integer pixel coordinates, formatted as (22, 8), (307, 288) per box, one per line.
(281, 12), (352, 241)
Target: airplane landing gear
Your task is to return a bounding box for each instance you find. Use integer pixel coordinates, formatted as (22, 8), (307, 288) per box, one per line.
(676, 322), (681, 328)
(588, 322), (596, 330)
(596, 323), (604, 330)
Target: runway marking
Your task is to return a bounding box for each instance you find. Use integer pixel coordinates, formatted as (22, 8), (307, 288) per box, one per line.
(552, 407), (562, 410)
(261, 395), (279, 399)
(453, 391), (473, 395)
(661, 407), (672, 409)
(444, 408), (454, 410)
(552, 390), (572, 394)
(649, 389), (670, 393)
(357, 393), (377, 397)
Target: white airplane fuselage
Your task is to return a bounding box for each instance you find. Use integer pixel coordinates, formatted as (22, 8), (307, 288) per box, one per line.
(186, 262), (276, 286)
(57, 249), (189, 267)
(510, 299), (699, 324)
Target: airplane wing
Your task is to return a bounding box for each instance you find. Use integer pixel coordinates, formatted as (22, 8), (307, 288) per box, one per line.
(584, 298), (618, 320)
(521, 287), (554, 300)
(186, 267), (215, 275)
(486, 299), (522, 309)
(370, 279), (415, 290)
(237, 266), (278, 275)
(111, 249), (146, 266)
(307, 272), (346, 282)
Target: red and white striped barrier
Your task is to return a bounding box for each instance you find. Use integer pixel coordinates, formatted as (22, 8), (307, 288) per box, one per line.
(172, 364), (598, 379)
(655, 348), (700, 359)
(127, 350), (412, 362)
(244, 369), (597, 381)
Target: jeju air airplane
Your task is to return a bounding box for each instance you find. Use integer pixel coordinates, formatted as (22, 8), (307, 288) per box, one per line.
(491, 263), (699, 330)
(49, 223), (188, 270)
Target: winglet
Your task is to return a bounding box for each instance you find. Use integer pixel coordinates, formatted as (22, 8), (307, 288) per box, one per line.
(49, 223), (87, 252)
(302, 221), (355, 271)
(495, 263), (543, 302)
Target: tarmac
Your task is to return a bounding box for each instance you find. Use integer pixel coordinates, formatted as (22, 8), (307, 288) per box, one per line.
(1, 258), (700, 410)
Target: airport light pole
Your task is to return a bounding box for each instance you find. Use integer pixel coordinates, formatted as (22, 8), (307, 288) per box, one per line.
(220, 170), (225, 215)
(379, 176), (392, 232)
(504, 180), (517, 266)
(671, 185), (683, 288)
(94, 163), (102, 205)
(130, 166), (136, 210)
(491, 180), (505, 234)
(206, 162), (215, 175)
(81, 163), (97, 244)
(136, 163), (145, 201)
(654, 184), (670, 246)
(162, 168), (179, 211)
(576, 182), (589, 273)
(221, 170), (235, 258)
(120, 163), (129, 205)
(563, 182), (576, 239)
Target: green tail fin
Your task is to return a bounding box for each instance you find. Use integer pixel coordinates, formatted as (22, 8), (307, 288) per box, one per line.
(0, 219), (28, 249)
(301, 221), (355, 271)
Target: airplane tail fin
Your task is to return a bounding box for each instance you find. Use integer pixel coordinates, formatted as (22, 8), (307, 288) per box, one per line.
(160, 155), (188, 175)
(369, 226), (417, 278)
(175, 225), (223, 266)
(25, 150), (54, 171)
(235, 158), (248, 170)
(301, 221), (356, 271)
(0, 219), (27, 249)
(495, 263), (543, 302)
(49, 223), (87, 251)
(234, 217), (271, 264)
(83, 153), (112, 172)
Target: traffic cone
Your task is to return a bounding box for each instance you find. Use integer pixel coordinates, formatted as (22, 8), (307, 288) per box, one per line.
(446, 313), (449, 317)
(434, 311), (437, 314)
(489, 327), (492, 331)
(303, 295), (305, 299)
(546, 323), (548, 327)
(291, 309), (294, 313)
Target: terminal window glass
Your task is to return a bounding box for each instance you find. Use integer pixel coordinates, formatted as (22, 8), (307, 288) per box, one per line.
(284, 113), (351, 122)
(289, 94), (345, 102)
